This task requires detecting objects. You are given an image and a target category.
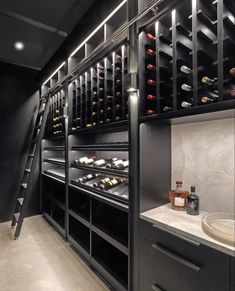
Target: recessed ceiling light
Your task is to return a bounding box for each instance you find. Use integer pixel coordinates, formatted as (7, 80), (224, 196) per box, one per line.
(14, 41), (25, 51)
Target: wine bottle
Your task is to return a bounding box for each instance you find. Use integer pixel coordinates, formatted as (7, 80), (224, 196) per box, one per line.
(115, 104), (121, 109)
(106, 158), (119, 169)
(115, 116), (121, 121)
(116, 54), (122, 61)
(93, 177), (111, 188)
(163, 106), (173, 112)
(181, 101), (192, 108)
(116, 79), (122, 85)
(147, 94), (156, 100)
(146, 109), (156, 115)
(146, 49), (156, 56)
(201, 96), (213, 104)
(229, 67), (235, 77)
(99, 177), (124, 190)
(146, 33), (156, 42)
(78, 173), (100, 183)
(84, 157), (96, 165)
(106, 95), (114, 100)
(106, 118), (112, 123)
(202, 76), (217, 86)
(229, 89), (235, 98)
(116, 92), (122, 97)
(147, 79), (156, 86)
(94, 159), (106, 167)
(180, 65), (192, 74)
(114, 160), (129, 170)
(147, 64), (156, 71)
(78, 156), (90, 164)
(181, 84), (192, 91)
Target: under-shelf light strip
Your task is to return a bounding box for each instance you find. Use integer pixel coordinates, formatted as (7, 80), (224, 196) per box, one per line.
(69, 0), (127, 58)
(42, 61), (66, 86)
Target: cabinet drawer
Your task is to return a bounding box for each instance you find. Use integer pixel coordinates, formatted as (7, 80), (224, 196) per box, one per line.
(140, 219), (230, 281)
(140, 236), (230, 291)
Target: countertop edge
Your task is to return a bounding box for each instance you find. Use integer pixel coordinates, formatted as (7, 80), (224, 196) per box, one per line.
(140, 214), (235, 257)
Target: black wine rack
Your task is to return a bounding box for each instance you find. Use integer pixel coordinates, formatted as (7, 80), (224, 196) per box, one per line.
(45, 89), (66, 137)
(139, 0), (235, 116)
(69, 44), (128, 130)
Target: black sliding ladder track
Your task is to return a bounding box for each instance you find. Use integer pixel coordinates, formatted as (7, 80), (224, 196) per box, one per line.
(10, 94), (50, 239)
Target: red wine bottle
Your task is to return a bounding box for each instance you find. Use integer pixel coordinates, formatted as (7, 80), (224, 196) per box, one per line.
(146, 49), (156, 56)
(147, 79), (156, 86)
(146, 109), (156, 115)
(146, 33), (156, 42)
(147, 64), (156, 70)
(229, 67), (235, 77)
(147, 94), (156, 100)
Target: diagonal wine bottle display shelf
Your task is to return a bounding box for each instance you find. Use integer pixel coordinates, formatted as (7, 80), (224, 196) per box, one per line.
(40, 0), (234, 290)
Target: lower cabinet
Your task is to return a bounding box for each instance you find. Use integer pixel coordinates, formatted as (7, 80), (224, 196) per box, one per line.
(140, 219), (232, 291)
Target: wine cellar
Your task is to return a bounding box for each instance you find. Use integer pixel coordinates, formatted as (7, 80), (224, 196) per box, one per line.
(1, 0), (234, 291)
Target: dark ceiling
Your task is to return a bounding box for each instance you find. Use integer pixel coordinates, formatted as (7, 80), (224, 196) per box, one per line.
(0, 0), (95, 70)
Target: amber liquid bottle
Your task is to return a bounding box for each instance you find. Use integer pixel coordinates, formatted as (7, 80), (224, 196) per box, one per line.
(168, 181), (189, 210)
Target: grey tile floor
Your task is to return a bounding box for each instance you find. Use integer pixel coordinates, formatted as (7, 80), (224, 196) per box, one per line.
(0, 215), (109, 291)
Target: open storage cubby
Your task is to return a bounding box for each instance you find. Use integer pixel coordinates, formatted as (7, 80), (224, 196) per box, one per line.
(139, 0), (235, 119)
(68, 43), (129, 130)
(69, 215), (90, 253)
(68, 45), (86, 74)
(92, 199), (128, 247)
(52, 202), (65, 229)
(92, 232), (128, 289)
(69, 187), (90, 221)
(69, 129), (129, 203)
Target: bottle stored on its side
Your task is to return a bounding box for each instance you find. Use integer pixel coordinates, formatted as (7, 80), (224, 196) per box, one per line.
(181, 84), (192, 92)
(93, 159), (106, 167)
(229, 67), (235, 77)
(181, 101), (192, 108)
(147, 64), (156, 71)
(180, 65), (192, 74)
(146, 49), (156, 56)
(202, 76), (217, 86)
(146, 109), (156, 115)
(201, 96), (214, 104)
(99, 177), (124, 190)
(147, 79), (156, 86)
(146, 33), (156, 42)
(114, 160), (129, 170)
(147, 94), (156, 100)
(93, 177), (111, 188)
(78, 173), (100, 183)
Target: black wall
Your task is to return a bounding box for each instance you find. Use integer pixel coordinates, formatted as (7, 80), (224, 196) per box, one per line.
(0, 62), (39, 222)
(39, 0), (122, 83)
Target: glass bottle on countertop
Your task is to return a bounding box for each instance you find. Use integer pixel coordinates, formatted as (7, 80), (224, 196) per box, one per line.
(169, 181), (189, 210)
(186, 186), (199, 215)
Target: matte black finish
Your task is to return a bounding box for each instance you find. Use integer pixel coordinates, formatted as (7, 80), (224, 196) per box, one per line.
(0, 0), (95, 69)
(0, 62), (39, 222)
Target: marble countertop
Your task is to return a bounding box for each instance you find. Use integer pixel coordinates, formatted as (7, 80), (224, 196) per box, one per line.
(140, 204), (235, 257)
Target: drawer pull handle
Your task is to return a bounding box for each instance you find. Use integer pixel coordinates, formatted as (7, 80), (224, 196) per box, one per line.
(152, 224), (201, 247)
(152, 284), (163, 291)
(152, 243), (201, 272)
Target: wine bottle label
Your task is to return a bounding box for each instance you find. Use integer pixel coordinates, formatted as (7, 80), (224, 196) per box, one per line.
(94, 159), (105, 166)
(79, 157), (88, 163)
(174, 197), (185, 207)
(84, 158), (94, 164)
(180, 65), (191, 74)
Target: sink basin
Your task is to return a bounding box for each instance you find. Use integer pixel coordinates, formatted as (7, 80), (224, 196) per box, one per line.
(202, 213), (235, 247)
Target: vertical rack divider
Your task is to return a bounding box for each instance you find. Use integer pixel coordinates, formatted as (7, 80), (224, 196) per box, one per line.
(172, 9), (177, 111)
(138, 32), (146, 115)
(217, 0), (224, 102)
(85, 72), (89, 127)
(97, 63), (101, 124)
(192, 0), (198, 106)
(121, 45), (125, 120)
(79, 77), (82, 128)
(155, 21), (161, 113)
(91, 67), (94, 126)
(80, 75), (84, 128)
(104, 57), (109, 121)
(112, 52), (116, 121)
(75, 79), (78, 129)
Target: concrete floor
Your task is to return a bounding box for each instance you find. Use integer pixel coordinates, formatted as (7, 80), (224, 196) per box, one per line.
(0, 216), (110, 291)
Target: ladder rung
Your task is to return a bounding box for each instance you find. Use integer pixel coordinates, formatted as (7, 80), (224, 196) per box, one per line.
(25, 169), (31, 173)
(18, 198), (24, 206)
(21, 183), (27, 189)
(35, 124), (41, 130)
(14, 213), (20, 223)
(28, 154), (35, 157)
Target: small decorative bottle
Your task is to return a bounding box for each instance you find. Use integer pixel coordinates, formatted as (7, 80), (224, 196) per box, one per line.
(186, 186), (199, 215)
(168, 181), (189, 210)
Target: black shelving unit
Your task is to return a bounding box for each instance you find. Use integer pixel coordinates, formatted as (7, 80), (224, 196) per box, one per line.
(40, 0), (235, 291)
